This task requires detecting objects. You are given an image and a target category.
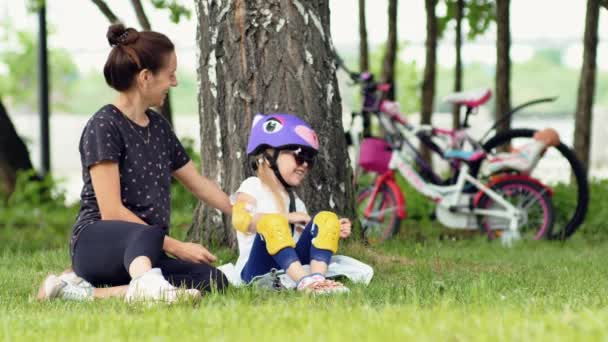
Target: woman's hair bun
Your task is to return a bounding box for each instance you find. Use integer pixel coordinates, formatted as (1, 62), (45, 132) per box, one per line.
(107, 23), (139, 47)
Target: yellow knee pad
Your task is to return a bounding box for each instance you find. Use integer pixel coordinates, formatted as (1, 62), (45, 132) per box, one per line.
(312, 211), (341, 254)
(256, 214), (295, 255)
(232, 201), (253, 234)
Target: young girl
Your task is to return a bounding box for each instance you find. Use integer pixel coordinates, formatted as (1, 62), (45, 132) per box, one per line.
(231, 113), (352, 294)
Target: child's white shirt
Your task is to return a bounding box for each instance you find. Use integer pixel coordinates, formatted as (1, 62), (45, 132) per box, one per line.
(232, 176), (307, 279)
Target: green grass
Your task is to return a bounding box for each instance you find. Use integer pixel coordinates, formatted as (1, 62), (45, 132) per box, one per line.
(2, 174), (608, 340)
(1, 229), (607, 341)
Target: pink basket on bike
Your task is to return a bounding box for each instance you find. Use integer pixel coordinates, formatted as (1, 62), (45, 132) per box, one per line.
(359, 138), (392, 173)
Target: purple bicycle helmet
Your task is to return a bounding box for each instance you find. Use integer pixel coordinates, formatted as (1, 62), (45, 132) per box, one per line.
(246, 113), (319, 189)
(246, 113), (319, 156)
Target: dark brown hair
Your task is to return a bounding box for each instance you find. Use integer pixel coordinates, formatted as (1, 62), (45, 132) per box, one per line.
(103, 23), (175, 91)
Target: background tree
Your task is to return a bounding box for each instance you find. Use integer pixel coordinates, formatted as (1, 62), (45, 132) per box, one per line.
(0, 18), (78, 196)
(89, 0), (192, 126)
(189, 0), (354, 247)
(358, 0), (369, 73)
(438, 0), (494, 129)
(381, 0), (398, 101)
(573, 0), (601, 172)
(0, 99), (37, 197)
(420, 0), (438, 164)
(495, 0), (511, 135)
(359, 0), (372, 138)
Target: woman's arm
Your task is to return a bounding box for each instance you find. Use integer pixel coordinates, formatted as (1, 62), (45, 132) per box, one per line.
(173, 161), (232, 215)
(90, 161), (215, 263)
(90, 161), (146, 224)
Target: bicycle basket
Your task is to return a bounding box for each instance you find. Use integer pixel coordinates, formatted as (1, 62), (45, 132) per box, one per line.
(359, 138), (392, 173)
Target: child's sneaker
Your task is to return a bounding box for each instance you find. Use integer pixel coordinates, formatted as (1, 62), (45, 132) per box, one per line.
(296, 273), (349, 295)
(37, 274), (94, 301)
(125, 268), (200, 304)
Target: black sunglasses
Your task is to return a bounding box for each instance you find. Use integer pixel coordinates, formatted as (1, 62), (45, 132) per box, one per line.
(282, 148), (316, 167)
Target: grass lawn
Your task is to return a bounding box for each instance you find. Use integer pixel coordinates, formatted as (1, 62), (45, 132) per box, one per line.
(1, 222), (607, 341)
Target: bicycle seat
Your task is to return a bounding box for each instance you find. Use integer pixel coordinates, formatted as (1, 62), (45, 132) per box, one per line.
(444, 149), (486, 162)
(443, 88), (492, 108)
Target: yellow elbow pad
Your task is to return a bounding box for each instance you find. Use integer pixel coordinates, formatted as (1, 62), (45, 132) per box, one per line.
(256, 214), (295, 255)
(232, 201), (253, 234)
(312, 211), (341, 254)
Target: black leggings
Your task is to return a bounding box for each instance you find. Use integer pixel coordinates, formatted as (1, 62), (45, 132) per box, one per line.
(72, 220), (228, 293)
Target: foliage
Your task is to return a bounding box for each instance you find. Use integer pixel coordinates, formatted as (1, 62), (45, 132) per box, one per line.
(368, 42), (421, 114)
(0, 23), (80, 112)
(150, 0), (192, 23)
(437, 0), (496, 40)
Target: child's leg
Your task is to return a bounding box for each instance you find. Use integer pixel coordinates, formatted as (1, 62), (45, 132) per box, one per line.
(241, 214), (307, 283)
(295, 211), (341, 275)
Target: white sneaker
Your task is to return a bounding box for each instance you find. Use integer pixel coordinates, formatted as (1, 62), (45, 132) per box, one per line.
(125, 268), (200, 304)
(59, 272), (94, 289)
(37, 274), (94, 301)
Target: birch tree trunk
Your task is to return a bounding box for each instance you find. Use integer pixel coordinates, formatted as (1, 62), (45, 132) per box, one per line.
(189, 0), (354, 247)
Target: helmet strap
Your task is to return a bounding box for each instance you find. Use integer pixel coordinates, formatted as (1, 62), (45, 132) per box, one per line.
(264, 150), (292, 190)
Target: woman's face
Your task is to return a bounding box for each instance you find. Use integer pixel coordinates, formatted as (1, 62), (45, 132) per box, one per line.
(142, 51), (178, 107)
(277, 148), (313, 187)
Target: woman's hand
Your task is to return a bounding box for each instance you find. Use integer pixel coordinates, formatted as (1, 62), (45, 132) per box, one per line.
(174, 242), (218, 264)
(287, 212), (311, 225)
(339, 218), (352, 239)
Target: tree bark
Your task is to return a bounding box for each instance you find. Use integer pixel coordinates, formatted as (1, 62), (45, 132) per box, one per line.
(189, 0), (354, 248)
(420, 0), (437, 164)
(131, 0), (152, 30)
(381, 0), (398, 101)
(452, 0), (464, 129)
(495, 0), (511, 135)
(90, 0), (120, 23)
(0, 99), (37, 196)
(359, 0), (371, 138)
(358, 0), (369, 72)
(573, 0), (600, 172)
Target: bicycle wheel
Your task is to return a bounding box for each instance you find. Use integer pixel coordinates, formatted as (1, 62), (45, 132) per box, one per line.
(476, 178), (555, 241)
(356, 184), (401, 244)
(482, 128), (588, 240)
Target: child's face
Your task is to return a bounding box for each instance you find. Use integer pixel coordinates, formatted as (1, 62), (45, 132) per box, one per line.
(277, 148), (313, 187)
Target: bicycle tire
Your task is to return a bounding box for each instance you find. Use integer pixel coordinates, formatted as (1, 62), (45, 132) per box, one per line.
(356, 184), (402, 244)
(476, 178), (555, 241)
(482, 128), (589, 240)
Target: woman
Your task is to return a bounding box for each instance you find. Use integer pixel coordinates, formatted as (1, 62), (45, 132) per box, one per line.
(37, 24), (231, 303)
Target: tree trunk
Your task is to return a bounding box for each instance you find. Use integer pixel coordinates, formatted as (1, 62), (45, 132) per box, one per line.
(495, 0), (511, 135)
(573, 0), (600, 172)
(358, 0), (369, 72)
(189, 0), (354, 248)
(381, 0), (398, 101)
(359, 0), (372, 138)
(90, 0), (120, 23)
(452, 0), (463, 129)
(420, 0), (437, 164)
(0, 99), (37, 196)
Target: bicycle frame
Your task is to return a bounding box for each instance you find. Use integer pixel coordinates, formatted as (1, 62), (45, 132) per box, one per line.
(362, 136), (526, 233)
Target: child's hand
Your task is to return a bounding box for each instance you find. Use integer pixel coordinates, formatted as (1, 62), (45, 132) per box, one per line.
(287, 212), (311, 225)
(339, 218), (352, 239)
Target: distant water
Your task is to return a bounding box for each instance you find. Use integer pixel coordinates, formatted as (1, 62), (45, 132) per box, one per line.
(10, 108), (607, 204)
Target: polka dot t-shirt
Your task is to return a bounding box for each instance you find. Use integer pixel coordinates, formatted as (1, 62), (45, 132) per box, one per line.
(71, 104), (190, 243)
